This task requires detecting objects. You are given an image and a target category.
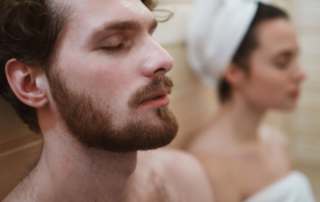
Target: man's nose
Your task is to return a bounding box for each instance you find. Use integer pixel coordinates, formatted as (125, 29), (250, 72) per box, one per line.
(140, 37), (174, 78)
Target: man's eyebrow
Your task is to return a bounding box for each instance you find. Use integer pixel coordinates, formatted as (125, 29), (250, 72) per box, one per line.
(89, 19), (158, 44)
(105, 19), (158, 31)
(107, 20), (141, 31)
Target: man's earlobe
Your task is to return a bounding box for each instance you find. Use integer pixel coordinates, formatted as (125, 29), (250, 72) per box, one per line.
(5, 59), (49, 108)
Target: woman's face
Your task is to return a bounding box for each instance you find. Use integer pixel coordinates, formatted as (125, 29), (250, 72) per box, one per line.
(239, 18), (306, 111)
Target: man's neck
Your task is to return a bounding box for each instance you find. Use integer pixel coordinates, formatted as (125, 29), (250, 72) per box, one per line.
(7, 129), (138, 202)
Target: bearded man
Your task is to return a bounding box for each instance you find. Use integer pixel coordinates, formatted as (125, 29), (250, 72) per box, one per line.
(0, 0), (213, 201)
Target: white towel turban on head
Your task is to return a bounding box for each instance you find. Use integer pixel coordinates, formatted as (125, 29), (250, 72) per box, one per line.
(186, 0), (270, 87)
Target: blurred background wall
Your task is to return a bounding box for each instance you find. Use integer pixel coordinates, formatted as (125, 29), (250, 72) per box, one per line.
(0, 0), (319, 201)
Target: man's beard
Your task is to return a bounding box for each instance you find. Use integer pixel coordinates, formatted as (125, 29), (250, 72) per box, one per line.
(47, 71), (178, 153)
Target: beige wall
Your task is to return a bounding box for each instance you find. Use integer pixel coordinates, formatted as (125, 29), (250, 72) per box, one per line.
(290, 0), (320, 166)
(0, 0), (320, 200)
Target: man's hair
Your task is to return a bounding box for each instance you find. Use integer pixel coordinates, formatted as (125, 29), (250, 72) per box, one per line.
(217, 3), (289, 103)
(0, 0), (158, 133)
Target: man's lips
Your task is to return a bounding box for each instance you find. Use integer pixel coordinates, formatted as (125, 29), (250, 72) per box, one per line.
(139, 88), (170, 107)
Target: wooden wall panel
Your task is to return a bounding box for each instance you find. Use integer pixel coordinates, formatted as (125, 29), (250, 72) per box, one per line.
(0, 99), (31, 144)
(0, 144), (42, 200)
(0, 97), (42, 200)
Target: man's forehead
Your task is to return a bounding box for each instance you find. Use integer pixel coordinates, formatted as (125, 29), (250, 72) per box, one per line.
(62, 0), (154, 30)
(66, 0), (150, 16)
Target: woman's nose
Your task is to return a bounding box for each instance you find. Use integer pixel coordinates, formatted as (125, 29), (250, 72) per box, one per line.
(293, 62), (306, 83)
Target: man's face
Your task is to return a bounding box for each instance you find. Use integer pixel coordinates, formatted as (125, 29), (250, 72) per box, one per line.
(48, 0), (178, 152)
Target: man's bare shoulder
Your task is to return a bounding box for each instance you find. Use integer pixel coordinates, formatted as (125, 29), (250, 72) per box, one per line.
(137, 149), (214, 202)
(138, 149), (212, 178)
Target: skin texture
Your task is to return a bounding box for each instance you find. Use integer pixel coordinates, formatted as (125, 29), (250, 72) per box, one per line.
(3, 0), (213, 201)
(188, 18), (306, 202)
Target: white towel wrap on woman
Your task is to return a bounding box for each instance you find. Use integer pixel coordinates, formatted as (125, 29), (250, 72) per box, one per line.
(186, 0), (270, 87)
(244, 171), (316, 202)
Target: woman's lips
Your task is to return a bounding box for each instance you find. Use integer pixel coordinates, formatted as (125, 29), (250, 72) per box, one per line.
(289, 90), (300, 99)
(139, 88), (170, 107)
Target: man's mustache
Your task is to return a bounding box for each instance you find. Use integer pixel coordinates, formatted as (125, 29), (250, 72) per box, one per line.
(128, 76), (173, 108)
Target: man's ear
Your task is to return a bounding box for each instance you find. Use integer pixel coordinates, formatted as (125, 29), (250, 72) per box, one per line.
(5, 58), (49, 108)
(223, 62), (247, 88)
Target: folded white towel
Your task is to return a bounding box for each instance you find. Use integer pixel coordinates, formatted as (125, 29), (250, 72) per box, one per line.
(244, 171), (316, 202)
(186, 0), (269, 87)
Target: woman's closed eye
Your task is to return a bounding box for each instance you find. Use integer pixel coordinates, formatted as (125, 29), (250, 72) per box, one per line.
(274, 60), (290, 69)
(273, 54), (292, 69)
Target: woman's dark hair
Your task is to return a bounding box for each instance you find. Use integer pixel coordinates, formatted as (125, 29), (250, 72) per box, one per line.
(218, 3), (289, 103)
(0, 0), (158, 133)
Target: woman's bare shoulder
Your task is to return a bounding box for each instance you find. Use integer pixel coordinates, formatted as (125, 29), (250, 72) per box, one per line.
(259, 124), (290, 150)
(187, 144), (240, 202)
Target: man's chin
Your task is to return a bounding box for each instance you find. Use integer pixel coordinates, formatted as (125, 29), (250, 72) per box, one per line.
(115, 108), (178, 152)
